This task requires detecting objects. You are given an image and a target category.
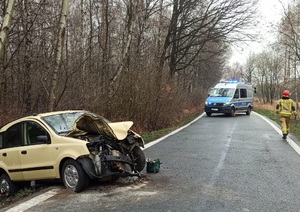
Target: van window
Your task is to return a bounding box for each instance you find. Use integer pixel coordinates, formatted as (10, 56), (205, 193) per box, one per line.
(234, 89), (239, 98)
(240, 89), (247, 98)
(210, 88), (235, 97)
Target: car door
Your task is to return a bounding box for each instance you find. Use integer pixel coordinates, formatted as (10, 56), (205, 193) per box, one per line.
(19, 121), (56, 181)
(0, 123), (24, 181)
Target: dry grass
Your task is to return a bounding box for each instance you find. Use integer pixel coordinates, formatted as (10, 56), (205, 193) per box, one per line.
(254, 98), (299, 116)
(253, 98), (275, 110)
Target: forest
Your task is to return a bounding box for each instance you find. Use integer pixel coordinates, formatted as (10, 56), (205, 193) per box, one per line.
(0, 0), (258, 132)
(231, 1), (300, 107)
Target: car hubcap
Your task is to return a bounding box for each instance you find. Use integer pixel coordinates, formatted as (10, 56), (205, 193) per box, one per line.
(64, 165), (79, 189)
(0, 180), (9, 196)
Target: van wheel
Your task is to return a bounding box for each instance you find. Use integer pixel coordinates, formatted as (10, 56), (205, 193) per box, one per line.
(230, 108), (235, 117)
(206, 112), (212, 117)
(246, 107), (251, 115)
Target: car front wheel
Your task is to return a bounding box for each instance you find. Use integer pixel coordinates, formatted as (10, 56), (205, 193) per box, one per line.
(132, 146), (146, 172)
(0, 173), (18, 197)
(62, 159), (89, 192)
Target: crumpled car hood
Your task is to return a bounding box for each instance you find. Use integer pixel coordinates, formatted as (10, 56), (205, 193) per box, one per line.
(107, 121), (133, 140)
(66, 113), (134, 140)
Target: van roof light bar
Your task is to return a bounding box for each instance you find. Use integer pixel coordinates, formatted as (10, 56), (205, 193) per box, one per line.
(220, 80), (240, 83)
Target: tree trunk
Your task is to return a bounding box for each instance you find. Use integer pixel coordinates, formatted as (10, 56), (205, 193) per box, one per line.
(48, 0), (69, 111)
(109, 0), (135, 86)
(0, 0), (15, 114)
(0, 0), (16, 56)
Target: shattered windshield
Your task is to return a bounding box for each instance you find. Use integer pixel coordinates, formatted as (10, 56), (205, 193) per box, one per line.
(42, 112), (85, 135)
(209, 88), (235, 97)
(42, 112), (110, 135)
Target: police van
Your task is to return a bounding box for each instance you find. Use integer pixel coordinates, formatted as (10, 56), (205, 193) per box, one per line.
(205, 80), (254, 117)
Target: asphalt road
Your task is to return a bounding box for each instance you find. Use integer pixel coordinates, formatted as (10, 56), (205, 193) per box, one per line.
(3, 112), (300, 212)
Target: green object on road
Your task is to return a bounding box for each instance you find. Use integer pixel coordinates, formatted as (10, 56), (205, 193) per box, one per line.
(146, 159), (160, 173)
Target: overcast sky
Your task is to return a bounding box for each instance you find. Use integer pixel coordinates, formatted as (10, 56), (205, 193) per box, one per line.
(229, 0), (291, 65)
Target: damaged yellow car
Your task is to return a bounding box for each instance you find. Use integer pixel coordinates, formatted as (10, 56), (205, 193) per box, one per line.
(0, 110), (146, 196)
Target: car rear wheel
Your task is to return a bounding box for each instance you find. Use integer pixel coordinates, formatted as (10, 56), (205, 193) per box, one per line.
(132, 146), (146, 172)
(62, 159), (89, 192)
(0, 173), (18, 197)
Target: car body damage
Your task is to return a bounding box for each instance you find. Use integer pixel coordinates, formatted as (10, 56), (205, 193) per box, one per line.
(0, 110), (146, 196)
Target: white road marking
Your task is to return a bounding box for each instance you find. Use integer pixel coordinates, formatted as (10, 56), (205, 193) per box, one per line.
(5, 189), (60, 212)
(211, 121), (236, 184)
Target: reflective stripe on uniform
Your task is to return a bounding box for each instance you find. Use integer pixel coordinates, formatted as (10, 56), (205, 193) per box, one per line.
(279, 99), (293, 117)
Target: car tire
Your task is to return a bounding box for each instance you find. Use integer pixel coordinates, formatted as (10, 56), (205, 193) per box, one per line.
(62, 159), (89, 192)
(0, 173), (18, 197)
(206, 112), (212, 117)
(246, 107), (251, 115)
(132, 146), (146, 172)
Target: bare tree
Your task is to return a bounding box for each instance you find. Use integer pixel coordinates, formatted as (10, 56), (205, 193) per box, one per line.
(159, 0), (258, 78)
(278, 2), (300, 105)
(279, 2), (300, 62)
(0, 0), (263, 131)
(0, 0), (15, 54)
(109, 0), (136, 86)
(0, 0), (15, 114)
(48, 0), (70, 111)
(244, 53), (256, 83)
(252, 49), (283, 104)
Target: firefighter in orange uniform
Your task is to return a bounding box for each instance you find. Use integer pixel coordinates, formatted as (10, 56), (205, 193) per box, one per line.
(276, 90), (297, 140)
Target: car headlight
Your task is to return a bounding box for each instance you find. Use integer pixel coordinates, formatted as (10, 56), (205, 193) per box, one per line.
(224, 102), (230, 106)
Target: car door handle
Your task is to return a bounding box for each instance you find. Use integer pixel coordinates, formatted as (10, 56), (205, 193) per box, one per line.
(21, 150), (27, 155)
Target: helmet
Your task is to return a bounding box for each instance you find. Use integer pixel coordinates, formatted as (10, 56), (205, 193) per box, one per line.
(283, 90), (290, 97)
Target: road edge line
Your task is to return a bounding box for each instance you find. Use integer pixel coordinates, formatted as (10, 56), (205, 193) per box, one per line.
(254, 111), (300, 155)
(144, 113), (205, 150)
(5, 188), (60, 212)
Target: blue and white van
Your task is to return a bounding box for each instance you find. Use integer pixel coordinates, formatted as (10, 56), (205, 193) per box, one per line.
(205, 80), (254, 117)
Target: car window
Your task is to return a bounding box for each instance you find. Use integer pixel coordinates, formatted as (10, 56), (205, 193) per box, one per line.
(3, 123), (22, 148)
(25, 122), (50, 145)
(42, 112), (84, 135)
(0, 133), (3, 148)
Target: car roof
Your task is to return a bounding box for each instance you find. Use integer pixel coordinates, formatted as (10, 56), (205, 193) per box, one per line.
(35, 110), (88, 118)
(0, 110), (88, 132)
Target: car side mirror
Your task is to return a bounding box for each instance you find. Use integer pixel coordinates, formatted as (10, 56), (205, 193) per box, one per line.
(234, 94), (239, 99)
(37, 135), (50, 144)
